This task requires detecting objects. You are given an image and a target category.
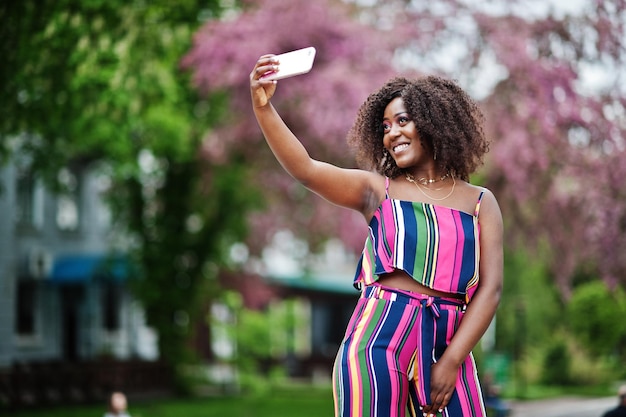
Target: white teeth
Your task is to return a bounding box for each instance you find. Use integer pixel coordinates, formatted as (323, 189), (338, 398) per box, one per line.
(393, 144), (409, 153)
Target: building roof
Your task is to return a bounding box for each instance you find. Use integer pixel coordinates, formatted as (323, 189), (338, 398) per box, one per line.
(266, 272), (358, 295)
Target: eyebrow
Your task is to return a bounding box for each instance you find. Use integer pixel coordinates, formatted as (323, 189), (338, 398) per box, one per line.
(383, 111), (409, 121)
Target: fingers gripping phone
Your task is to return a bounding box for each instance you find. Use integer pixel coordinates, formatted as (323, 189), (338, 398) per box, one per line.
(261, 47), (316, 81)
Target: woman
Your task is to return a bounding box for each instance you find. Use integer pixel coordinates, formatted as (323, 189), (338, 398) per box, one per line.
(250, 54), (503, 417)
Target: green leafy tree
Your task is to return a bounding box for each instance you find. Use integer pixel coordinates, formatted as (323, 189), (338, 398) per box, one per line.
(495, 248), (561, 354)
(217, 291), (287, 395)
(541, 338), (572, 386)
(0, 0), (261, 388)
(567, 281), (626, 358)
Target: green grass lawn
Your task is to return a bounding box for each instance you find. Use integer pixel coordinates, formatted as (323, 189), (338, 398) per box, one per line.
(7, 382), (617, 417)
(9, 385), (335, 417)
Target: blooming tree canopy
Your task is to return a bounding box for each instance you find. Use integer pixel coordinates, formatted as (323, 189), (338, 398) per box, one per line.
(184, 0), (626, 296)
(183, 0), (413, 255)
(457, 1), (626, 296)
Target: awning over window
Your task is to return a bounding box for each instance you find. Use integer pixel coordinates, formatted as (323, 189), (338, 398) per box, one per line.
(267, 273), (357, 295)
(49, 254), (130, 284)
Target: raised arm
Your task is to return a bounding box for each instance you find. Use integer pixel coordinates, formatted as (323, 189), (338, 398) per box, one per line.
(250, 55), (381, 216)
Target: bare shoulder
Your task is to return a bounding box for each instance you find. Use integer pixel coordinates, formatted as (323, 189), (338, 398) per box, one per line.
(454, 182), (501, 220)
(459, 182), (495, 202)
(472, 185), (503, 227)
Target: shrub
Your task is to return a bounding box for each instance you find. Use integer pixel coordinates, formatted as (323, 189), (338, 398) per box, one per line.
(567, 281), (626, 357)
(541, 339), (571, 385)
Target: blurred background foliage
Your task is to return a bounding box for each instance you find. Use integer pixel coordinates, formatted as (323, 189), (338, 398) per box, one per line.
(1, 0), (263, 391)
(2, 0), (626, 398)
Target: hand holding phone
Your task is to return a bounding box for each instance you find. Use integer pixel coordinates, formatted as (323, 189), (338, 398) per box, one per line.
(261, 47), (316, 81)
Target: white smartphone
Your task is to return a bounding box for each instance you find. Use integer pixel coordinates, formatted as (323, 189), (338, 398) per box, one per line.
(261, 47), (317, 81)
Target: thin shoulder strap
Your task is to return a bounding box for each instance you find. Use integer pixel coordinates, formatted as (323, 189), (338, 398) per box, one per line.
(474, 188), (486, 217)
(385, 177), (390, 199)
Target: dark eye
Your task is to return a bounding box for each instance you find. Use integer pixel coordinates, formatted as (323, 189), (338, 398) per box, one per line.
(381, 122), (391, 133)
(398, 116), (410, 125)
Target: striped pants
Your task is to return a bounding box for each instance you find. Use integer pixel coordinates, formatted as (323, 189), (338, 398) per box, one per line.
(332, 283), (486, 417)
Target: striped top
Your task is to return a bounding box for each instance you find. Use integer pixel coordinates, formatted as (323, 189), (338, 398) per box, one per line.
(354, 179), (485, 303)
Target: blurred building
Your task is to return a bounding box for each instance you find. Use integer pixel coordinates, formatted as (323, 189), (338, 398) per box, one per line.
(0, 155), (361, 406)
(0, 160), (158, 367)
(191, 234), (360, 387)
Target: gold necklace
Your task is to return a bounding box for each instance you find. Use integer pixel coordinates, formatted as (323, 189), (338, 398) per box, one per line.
(410, 172), (450, 186)
(405, 173), (456, 201)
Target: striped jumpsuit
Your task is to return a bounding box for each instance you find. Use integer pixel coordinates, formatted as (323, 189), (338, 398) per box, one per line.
(333, 178), (486, 417)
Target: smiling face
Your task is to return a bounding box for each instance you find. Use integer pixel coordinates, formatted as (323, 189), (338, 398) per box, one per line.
(382, 97), (433, 170)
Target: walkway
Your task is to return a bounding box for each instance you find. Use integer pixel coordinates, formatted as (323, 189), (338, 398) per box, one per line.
(509, 396), (616, 417)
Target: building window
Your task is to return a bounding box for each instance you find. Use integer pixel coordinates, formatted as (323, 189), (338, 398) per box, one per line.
(15, 281), (37, 336)
(311, 301), (353, 358)
(16, 170), (44, 228)
(94, 170), (112, 227)
(56, 168), (80, 231)
(102, 284), (121, 331)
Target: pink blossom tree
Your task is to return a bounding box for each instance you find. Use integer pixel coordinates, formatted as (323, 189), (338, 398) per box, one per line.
(184, 0), (626, 296)
(182, 0), (415, 255)
(458, 1), (626, 296)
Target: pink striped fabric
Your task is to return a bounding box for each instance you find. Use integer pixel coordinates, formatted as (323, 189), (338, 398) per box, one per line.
(354, 180), (485, 303)
(333, 284), (486, 417)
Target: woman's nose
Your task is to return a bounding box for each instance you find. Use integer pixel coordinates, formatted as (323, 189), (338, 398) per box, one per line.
(389, 123), (401, 137)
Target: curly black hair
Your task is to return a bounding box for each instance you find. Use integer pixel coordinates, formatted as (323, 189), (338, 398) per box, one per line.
(347, 76), (489, 182)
